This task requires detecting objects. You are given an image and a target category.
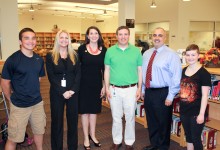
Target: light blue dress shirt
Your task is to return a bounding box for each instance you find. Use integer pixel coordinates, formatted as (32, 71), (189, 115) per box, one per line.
(142, 45), (182, 101)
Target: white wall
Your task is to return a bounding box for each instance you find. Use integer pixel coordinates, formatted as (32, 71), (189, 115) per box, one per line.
(19, 14), (118, 35)
(95, 17), (118, 33)
(0, 0), (19, 60)
(135, 24), (148, 34)
(135, 0), (220, 50)
(19, 14), (95, 33)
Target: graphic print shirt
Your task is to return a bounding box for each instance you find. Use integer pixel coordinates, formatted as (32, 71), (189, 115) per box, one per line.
(179, 67), (211, 116)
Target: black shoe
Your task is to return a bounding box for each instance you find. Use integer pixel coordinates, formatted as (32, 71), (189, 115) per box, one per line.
(142, 145), (157, 150)
(89, 134), (101, 147)
(84, 144), (91, 150)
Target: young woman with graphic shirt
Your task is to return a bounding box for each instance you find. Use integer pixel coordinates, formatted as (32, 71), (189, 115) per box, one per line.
(180, 44), (211, 150)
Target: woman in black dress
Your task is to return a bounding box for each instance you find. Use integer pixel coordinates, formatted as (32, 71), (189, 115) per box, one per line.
(78, 26), (107, 149)
(46, 30), (81, 150)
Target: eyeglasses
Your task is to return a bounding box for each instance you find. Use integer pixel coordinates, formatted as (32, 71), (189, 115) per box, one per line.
(152, 34), (163, 37)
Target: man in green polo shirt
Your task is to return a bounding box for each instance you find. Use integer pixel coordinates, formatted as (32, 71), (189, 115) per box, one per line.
(104, 26), (142, 150)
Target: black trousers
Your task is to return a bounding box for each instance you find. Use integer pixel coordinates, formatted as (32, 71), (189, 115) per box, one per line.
(144, 88), (172, 150)
(50, 90), (79, 150)
(180, 115), (205, 150)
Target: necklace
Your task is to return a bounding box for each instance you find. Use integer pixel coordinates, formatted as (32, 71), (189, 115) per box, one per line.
(88, 44), (99, 54)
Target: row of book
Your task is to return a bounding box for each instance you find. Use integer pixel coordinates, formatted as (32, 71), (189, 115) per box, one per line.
(209, 75), (220, 101)
(202, 127), (217, 150)
(136, 101), (145, 117)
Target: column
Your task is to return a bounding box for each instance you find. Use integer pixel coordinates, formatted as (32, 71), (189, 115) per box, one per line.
(118, 0), (136, 45)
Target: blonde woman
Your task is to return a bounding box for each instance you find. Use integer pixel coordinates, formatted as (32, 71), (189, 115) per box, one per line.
(46, 30), (81, 150)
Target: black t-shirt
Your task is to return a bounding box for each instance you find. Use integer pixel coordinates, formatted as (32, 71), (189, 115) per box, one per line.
(179, 67), (211, 116)
(1, 50), (45, 107)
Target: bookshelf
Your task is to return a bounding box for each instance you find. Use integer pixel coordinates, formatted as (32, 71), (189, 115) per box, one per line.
(80, 33), (117, 47)
(101, 33), (117, 47)
(35, 32), (80, 50)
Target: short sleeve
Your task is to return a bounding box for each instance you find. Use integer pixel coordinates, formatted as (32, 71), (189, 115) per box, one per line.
(201, 68), (211, 87)
(104, 49), (111, 65)
(39, 60), (46, 77)
(1, 58), (14, 80)
(137, 50), (143, 66)
(77, 44), (88, 63)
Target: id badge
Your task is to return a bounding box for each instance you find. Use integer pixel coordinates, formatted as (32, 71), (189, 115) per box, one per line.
(113, 87), (116, 97)
(61, 79), (66, 87)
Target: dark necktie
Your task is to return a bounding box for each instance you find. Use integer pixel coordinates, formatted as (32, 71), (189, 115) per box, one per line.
(145, 50), (157, 88)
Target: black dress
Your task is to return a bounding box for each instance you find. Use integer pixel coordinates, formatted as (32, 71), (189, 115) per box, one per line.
(78, 44), (107, 114)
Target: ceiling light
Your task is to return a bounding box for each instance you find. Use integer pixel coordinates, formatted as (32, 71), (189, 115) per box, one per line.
(99, 0), (112, 1)
(183, 0), (191, 1)
(150, 0), (157, 8)
(29, 4), (34, 12)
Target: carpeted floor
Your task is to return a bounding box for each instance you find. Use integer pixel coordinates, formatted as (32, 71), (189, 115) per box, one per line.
(0, 76), (186, 150)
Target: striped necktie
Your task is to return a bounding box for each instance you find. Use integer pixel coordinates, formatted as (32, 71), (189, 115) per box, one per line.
(145, 50), (157, 88)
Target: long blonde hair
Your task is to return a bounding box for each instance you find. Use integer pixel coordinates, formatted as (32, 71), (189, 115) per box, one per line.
(51, 30), (77, 65)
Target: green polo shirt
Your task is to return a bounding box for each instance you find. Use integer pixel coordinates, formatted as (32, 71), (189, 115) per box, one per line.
(104, 43), (142, 86)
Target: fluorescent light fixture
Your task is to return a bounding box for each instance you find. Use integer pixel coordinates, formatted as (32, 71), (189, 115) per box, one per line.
(183, 0), (191, 1)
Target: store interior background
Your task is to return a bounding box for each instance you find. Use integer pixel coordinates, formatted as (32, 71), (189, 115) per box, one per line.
(0, 0), (220, 60)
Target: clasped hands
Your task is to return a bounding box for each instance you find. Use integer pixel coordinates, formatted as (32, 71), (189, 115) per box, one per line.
(63, 90), (75, 99)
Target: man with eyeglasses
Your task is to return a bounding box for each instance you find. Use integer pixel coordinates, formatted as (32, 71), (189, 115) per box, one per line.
(141, 27), (182, 150)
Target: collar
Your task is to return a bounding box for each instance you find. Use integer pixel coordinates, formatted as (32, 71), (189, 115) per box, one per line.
(155, 44), (166, 53)
(116, 43), (131, 51)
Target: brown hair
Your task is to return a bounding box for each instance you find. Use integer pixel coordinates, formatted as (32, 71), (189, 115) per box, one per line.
(186, 44), (200, 54)
(85, 26), (104, 48)
(116, 26), (130, 35)
(19, 27), (35, 41)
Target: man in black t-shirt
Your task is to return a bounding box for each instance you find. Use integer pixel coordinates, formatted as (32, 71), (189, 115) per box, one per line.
(1, 28), (46, 150)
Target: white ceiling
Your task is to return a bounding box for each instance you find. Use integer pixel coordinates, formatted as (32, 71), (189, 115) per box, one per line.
(17, 0), (119, 19)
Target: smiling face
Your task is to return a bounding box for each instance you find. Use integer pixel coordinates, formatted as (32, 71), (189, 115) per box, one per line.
(58, 32), (69, 48)
(185, 50), (200, 65)
(19, 31), (36, 51)
(87, 28), (99, 44)
(152, 28), (166, 49)
(116, 28), (130, 47)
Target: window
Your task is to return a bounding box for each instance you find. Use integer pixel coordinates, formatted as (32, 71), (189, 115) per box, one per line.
(189, 21), (220, 51)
